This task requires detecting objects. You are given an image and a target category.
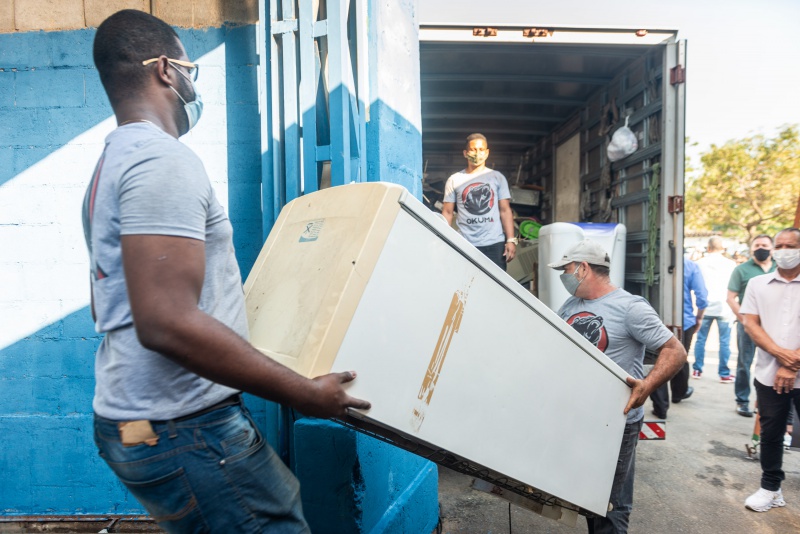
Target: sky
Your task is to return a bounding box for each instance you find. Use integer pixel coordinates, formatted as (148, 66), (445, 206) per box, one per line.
(420, 0), (800, 168)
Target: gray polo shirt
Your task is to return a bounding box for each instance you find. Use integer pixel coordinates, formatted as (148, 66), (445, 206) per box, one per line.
(739, 271), (800, 388)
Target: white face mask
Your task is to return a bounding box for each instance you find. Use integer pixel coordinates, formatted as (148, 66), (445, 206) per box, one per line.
(170, 68), (203, 132)
(772, 248), (800, 270)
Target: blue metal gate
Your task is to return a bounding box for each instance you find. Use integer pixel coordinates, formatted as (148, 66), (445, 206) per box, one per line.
(261, 0), (368, 237)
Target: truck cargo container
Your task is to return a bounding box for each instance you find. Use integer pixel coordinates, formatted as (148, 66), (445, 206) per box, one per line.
(419, 25), (686, 330)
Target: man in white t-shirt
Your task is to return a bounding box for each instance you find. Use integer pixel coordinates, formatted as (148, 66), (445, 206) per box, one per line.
(693, 236), (736, 382)
(441, 133), (517, 270)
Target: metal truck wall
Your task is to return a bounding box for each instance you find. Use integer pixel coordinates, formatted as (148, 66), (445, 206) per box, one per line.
(556, 41), (685, 327)
(416, 28), (686, 324)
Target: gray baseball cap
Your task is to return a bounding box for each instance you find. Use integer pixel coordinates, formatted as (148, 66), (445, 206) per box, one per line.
(548, 239), (611, 270)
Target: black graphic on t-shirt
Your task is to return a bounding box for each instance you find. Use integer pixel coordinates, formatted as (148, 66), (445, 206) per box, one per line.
(461, 183), (494, 215)
(566, 312), (609, 352)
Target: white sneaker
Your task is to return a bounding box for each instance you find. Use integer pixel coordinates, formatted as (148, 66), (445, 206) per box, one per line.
(745, 488), (786, 512)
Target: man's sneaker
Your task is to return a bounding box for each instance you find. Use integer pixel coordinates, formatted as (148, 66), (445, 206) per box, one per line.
(720, 376), (734, 384)
(692, 370), (702, 379)
(745, 488), (785, 512)
(737, 404), (754, 417)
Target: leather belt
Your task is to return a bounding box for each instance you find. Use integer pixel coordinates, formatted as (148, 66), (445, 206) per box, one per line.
(153, 393), (243, 424)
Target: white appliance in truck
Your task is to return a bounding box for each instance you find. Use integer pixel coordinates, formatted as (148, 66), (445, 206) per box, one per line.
(538, 222), (627, 313)
(243, 182), (632, 520)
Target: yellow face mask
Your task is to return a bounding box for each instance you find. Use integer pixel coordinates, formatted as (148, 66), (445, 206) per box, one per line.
(466, 150), (488, 166)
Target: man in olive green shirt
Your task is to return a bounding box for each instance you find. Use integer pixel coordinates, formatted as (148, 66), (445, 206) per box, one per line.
(727, 234), (776, 416)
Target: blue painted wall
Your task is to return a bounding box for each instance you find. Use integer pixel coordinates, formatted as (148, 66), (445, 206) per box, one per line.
(0, 24), (274, 515)
(294, 419), (438, 534)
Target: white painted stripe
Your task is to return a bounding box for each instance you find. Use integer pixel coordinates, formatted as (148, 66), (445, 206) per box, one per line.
(0, 44), (228, 350)
(639, 422), (666, 440)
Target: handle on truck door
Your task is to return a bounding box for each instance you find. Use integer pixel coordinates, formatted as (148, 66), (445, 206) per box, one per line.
(667, 240), (676, 274)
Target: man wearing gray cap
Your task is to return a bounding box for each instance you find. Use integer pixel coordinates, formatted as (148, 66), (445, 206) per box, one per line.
(549, 239), (687, 534)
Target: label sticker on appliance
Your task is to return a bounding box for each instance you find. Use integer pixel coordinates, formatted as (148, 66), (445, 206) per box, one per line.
(299, 219), (325, 242)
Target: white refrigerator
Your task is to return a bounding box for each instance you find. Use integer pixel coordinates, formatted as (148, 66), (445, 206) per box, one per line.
(243, 182), (631, 519)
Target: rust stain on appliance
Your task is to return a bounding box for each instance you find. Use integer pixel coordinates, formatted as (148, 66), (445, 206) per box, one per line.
(411, 279), (472, 431)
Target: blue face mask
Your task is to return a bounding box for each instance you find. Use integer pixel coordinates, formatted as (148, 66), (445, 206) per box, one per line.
(170, 68), (203, 132)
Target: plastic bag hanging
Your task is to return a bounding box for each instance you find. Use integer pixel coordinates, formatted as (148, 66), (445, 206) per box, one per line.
(607, 116), (638, 162)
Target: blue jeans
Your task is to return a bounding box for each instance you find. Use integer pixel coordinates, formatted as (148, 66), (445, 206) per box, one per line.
(94, 402), (309, 533)
(587, 419), (643, 534)
(692, 316), (731, 377)
(735, 321), (757, 405)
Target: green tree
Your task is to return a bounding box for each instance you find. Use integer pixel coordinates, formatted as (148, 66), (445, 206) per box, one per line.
(686, 126), (800, 243)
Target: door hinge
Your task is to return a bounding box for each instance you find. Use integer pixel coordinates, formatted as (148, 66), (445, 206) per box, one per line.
(668, 195), (684, 214)
(522, 28), (553, 38)
(670, 65), (685, 85)
(473, 27), (497, 37)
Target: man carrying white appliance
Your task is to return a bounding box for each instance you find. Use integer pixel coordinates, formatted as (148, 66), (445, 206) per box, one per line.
(550, 239), (686, 533)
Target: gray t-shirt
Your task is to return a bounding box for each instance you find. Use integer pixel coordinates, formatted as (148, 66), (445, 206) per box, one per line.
(443, 168), (510, 247)
(558, 288), (674, 423)
(82, 122), (243, 420)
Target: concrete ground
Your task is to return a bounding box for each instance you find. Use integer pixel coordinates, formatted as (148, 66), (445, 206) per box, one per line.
(437, 329), (800, 533)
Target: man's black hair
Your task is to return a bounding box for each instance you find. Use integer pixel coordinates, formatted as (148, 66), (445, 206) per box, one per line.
(751, 234), (773, 245)
(465, 133), (487, 149)
(93, 9), (183, 104)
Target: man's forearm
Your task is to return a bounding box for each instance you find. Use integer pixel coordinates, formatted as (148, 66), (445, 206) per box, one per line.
(696, 308), (706, 324)
(499, 207), (514, 240)
(642, 339), (687, 394)
(137, 309), (322, 411)
(623, 337), (687, 414)
(727, 292), (741, 321)
(743, 317), (800, 370)
(441, 203), (454, 226)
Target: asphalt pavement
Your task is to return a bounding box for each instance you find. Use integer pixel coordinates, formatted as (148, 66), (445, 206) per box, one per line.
(438, 329), (800, 533)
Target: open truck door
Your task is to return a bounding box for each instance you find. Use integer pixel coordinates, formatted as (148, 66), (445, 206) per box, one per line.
(419, 26), (686, 331)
